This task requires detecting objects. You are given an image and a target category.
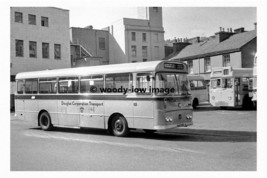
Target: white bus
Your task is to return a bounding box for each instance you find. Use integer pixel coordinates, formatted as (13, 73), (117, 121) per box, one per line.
(210, 66), (254, 109)
(187, 75), (209, 109)
(15, 61), (193, 137)
(251, 53), (257, 107)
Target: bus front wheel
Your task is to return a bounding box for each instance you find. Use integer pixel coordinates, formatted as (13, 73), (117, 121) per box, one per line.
(110, 115), (129, 137)
(39, 112), (53, 131)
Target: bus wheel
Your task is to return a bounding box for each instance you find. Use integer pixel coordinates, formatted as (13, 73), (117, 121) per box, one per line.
(192, 99), (199, 109)
(144, 129), (156, 134)
(111, 115), (129, 137)
(39, 112), (53, 131)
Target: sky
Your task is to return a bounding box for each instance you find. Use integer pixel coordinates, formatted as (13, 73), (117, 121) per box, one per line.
(65, 6), (256, 40)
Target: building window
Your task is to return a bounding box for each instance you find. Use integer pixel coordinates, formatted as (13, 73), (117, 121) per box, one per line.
(15, 12), (23, 23)
(223, 54), (230, 67)
(204, 57), (211, 72)
(188, 60), (193, 74)
(154, 33), (159, 42)
(54, 44), (61, 59)
(131, 32), (136, 41)
(42, 43), (49, 59)
(131, 45), (136, 57)
(28, 14), (36, 25)
(142, 33), (147, 42)
(15, 40), (23, 57)
(154, 46), (159, 58)
(142, 46), (148, 57)
(153, 7), (159, 12)
(143, 59), (147, 62)
(99, 37), (105, 50)
(29, 41), (37, 58)
(41, 16), (49, 27)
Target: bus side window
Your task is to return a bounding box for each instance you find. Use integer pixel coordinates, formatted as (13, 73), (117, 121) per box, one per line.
(136, 73), (152, 94)
(39, 78), (57, 94)
(25, 79), (38, 94)
(216, 79), (221, 88)
(105, 73), (133, 93)
(59, 77), (79, 93)
(17, 80), (24, 94)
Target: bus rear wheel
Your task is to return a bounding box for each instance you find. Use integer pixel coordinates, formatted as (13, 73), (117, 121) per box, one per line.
(192, 98), (199, 109)
(39, 112), (53, 131)
(110, 115), (129, 137)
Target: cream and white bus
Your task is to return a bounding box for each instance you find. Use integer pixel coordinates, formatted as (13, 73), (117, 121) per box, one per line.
(251, 53), (257, 107)
(188, 75), (209, 109)
(210, 66), (254, 109)
(15, 61), (193, 137)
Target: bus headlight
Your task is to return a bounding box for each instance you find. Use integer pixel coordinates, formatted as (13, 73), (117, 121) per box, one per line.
(165, 116), (173, 122)
(186, 115), (192, 120)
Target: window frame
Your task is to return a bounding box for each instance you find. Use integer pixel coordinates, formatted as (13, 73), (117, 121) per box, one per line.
(58, 77), (79, 94)
(131, 45), (137, 57)
(15, 39), (24, 57)
(39, 78), (58, 94)
(131, 32), (136, 41)
(42, 42), (49, 59)
(29, 41), (37, 58)
(54, 44), (61, 60)
(41, 16), (49, 27)
(204, 57), (211, 72)
(15, 12), (23, 23)
(28, 14), (36, 25)
(223, 54), (230, 67)
(142, 33), (147, 42)
(99, 37), (106, 50)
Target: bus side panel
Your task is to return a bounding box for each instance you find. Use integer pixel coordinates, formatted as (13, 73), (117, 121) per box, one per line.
(104, 100), (134, 129)
(24, 99), (39, 124)
(38, 100), (58, 125)
(15, 98), (24, 120)
(57, 100), (80, 127)
(79, 100), (105, 129)
(133, 100), (154, 129)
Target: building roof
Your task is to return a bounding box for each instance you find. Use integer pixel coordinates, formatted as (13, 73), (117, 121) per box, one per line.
(169, 30), (256, 61)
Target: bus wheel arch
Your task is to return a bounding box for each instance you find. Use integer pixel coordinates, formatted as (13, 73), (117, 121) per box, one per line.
(192, 98), (199, 109)
(108, 113), (129, 137)
(38, 110), (54, 131)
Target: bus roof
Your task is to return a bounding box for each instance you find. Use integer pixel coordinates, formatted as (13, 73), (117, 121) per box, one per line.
(16, 61), (187, 79)
(210, 66), (253, 78)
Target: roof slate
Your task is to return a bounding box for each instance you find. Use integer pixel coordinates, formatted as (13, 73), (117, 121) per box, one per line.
(169, 30), (256, 60)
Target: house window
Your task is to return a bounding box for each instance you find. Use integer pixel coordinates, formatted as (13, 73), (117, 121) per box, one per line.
(15, 40), (23, 57)
(41, 16), (49, 27)
(42, 43), (49, 58)
(142, 46), (148, 57)
(54, 44), (61, 59)
(28, 14), (36, 25)
(153, 7), (158, 12)
(204, 57), (211, 72)
(154, 33), (159, 42)
(142, 33), (147, 42)
(131, 45), (136, 57)
(223, 54), (230, 67)
(29, 41), (37, 58)
(131, 32), (136, 41)
(15, 12), (23, 23)
(188, 60), (193, 74)
(154, 46), (159, 58)
(99, 37), (105, 50)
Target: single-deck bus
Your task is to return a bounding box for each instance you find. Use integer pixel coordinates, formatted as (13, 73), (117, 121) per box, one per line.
(15, 61), (193, 137)
(210, 66), (254, 109)
(188, 75), (209, 109)
(251, 53), (257, 107)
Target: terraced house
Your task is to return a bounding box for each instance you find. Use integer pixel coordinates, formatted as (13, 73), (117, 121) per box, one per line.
(167, 25), (257, 83)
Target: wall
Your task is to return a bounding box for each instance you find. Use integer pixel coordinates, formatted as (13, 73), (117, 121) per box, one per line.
(10, 7), (71, 75)
(241, 38), (257, 68)
(70, 27), (109, 65)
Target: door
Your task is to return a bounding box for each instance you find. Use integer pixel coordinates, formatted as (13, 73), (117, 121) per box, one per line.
(79, 100), (105, 129)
